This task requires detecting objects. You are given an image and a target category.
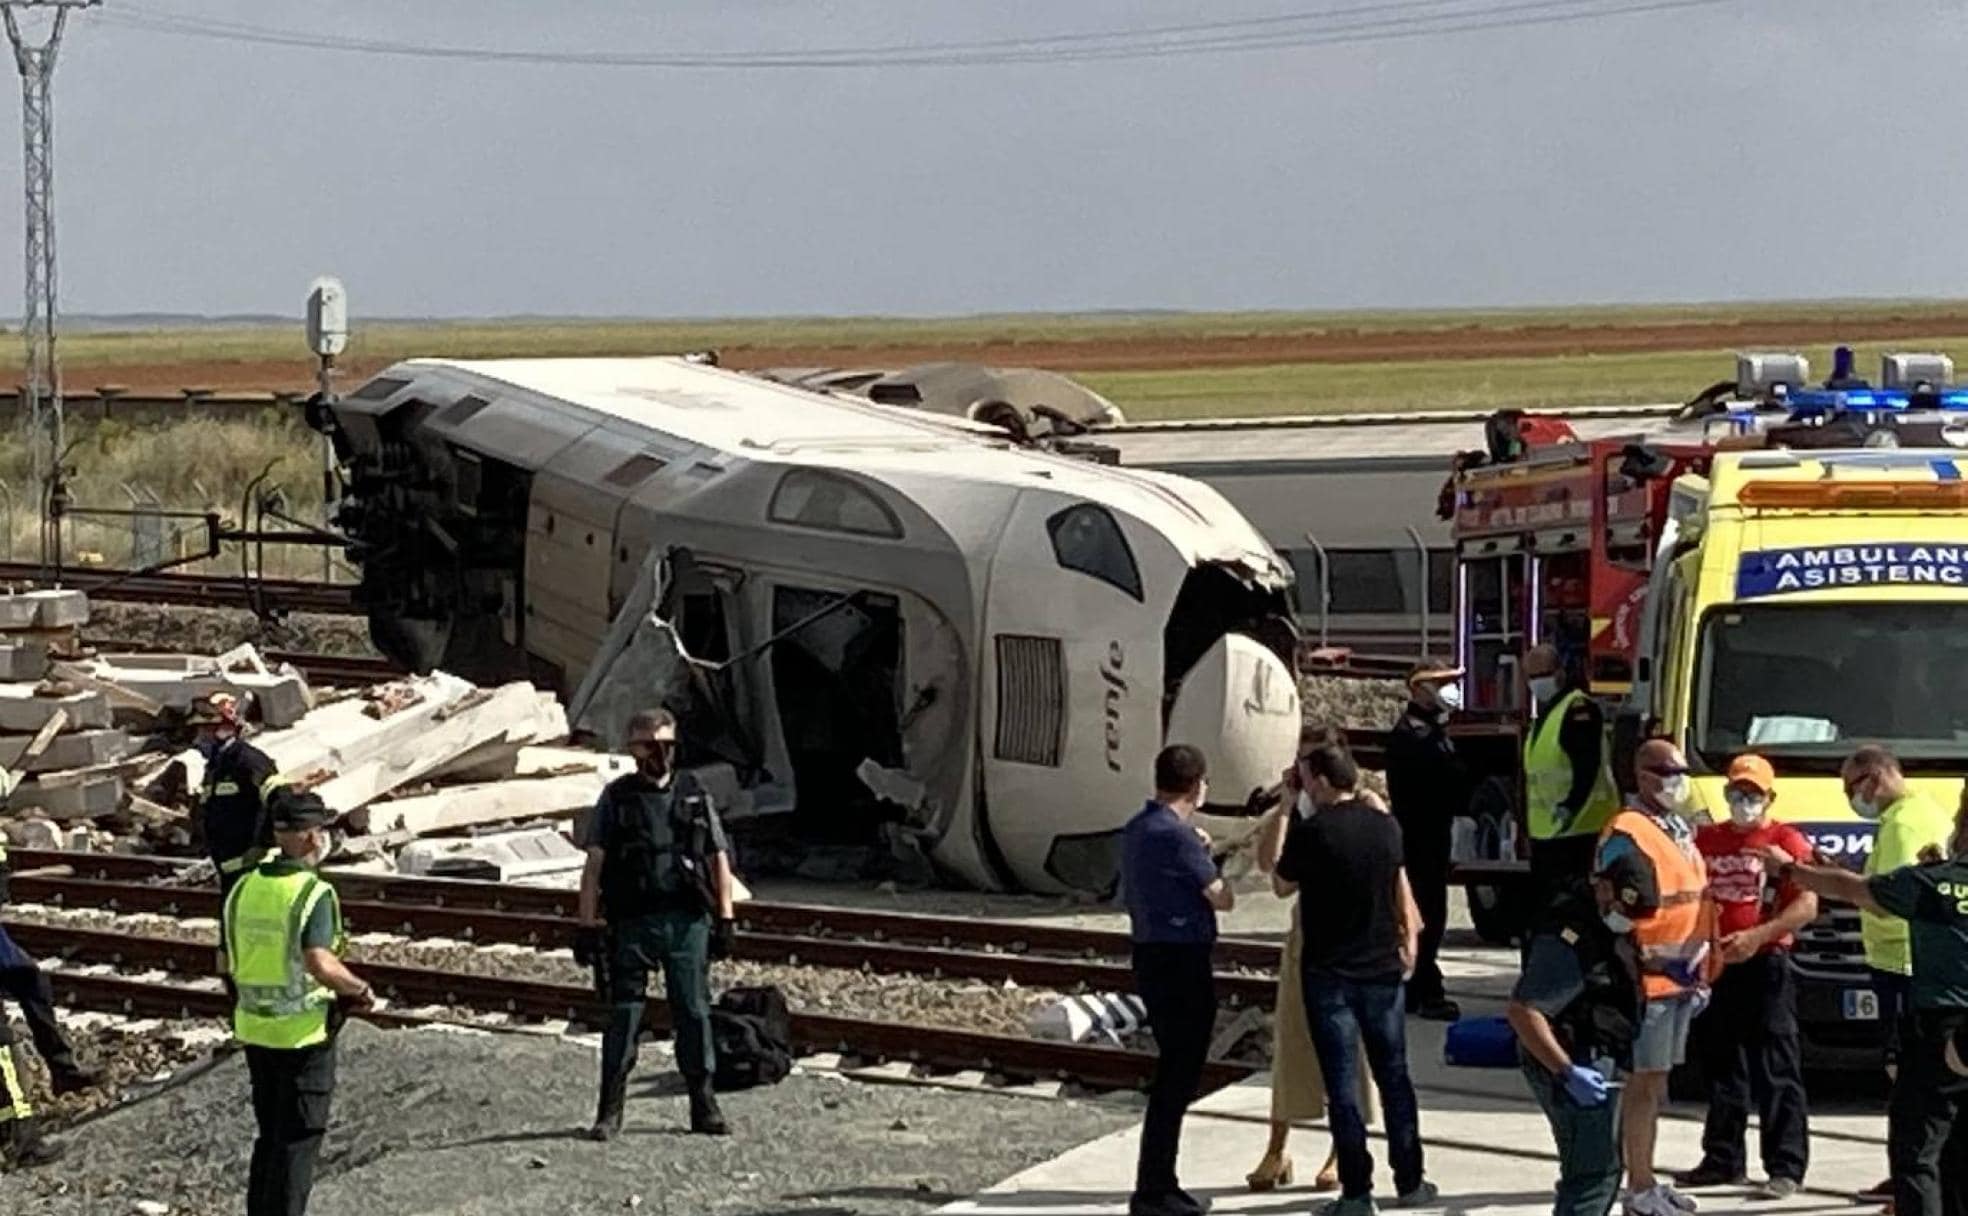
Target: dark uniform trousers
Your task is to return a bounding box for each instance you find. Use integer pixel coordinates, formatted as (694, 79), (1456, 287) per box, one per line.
(1695, 951), (1809, 1182)
(1395, 810), (1451, 1005)
(1889, 1010), (1968, 1216)
(1130, 942), (1216, 1199)
(245, 1039), (336, 1216)
(0, 926), (81, 1077)
(601, 910), (715, 1091)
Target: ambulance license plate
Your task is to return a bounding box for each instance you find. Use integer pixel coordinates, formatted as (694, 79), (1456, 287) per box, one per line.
(1842, 989), (1879, 1021)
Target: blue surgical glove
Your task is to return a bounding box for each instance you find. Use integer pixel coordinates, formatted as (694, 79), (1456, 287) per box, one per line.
(1560, 1063), (1610, 1107)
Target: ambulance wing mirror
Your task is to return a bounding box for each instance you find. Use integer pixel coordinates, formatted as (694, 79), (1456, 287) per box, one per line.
(1611, 709), (1646, 798)
(1620, 514), (1684, 793)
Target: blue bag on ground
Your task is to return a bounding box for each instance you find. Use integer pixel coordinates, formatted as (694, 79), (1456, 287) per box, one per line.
(1443, 1014), (1518, 1068)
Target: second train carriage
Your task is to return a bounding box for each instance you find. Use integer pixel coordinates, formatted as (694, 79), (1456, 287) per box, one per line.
(316, 356), (1301, 894)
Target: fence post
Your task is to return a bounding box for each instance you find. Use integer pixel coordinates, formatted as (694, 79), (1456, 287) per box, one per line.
(1301, 532), (1330, 650)
(133, 483), (164, 568)
(1404, 525), (1431, 658)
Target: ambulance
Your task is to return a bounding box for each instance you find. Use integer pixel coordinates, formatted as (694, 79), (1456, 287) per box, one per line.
(1447, 351), (1968, 1067)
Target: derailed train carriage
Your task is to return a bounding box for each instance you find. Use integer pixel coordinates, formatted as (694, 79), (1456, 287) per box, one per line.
(312, 356), (1300, 893)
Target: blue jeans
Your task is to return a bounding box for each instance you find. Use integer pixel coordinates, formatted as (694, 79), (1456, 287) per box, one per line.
(1303, 970), (1425, 1200)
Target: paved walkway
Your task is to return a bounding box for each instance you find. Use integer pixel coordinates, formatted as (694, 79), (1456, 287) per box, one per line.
(942, 953), (1886, 1216)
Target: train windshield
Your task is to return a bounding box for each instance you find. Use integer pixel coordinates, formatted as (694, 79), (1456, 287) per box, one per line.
(1692, 601), (1968, 773)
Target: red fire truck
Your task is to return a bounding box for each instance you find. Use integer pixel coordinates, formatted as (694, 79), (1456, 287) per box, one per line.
(1440, 364), (1968, 1067)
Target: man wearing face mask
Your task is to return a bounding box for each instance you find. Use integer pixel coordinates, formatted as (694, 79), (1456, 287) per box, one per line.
(1506, 863), (1645, 1216)
(1842, 745), (1954, 1209)
(1770, 784), (1968, 1216)
(221, 787), (374, 1216)
(1386, 663), (1469, 1021)
(1523, 645), (1620, 895)
(1596, 738), (1714, 1216)
(575, 708), (736, 1142)
(1676, 755), (1815, 1199)
(190, 692), (283, 900)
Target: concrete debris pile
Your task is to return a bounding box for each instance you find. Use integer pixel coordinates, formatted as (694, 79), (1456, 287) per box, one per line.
(0, 589), (626, 879)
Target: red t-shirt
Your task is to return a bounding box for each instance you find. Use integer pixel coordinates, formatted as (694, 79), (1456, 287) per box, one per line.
(1695, 820), (1815, 951)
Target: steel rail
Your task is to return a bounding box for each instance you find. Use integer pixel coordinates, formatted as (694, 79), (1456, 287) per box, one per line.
(6, 870), (1278, 1008)
(10, 850), (1287, 970)
(8, 920), (1257, 1091)
(0, 561), (358, 614)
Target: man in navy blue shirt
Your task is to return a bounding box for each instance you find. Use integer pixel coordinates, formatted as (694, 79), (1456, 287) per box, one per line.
(1122, 744), (1234, 1216)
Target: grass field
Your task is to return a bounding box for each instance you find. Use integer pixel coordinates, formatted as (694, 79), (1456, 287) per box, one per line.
(14, 300), (1968, 418)
(8, 302), (1968, 574)
(1082, 337), (1968, 418)
(9, 299), (1962, 368)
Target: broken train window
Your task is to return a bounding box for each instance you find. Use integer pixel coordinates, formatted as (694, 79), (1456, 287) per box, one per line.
(1046, 503), (1143, 601)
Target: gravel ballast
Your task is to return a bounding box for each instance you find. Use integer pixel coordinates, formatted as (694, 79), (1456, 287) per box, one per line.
(0, 1021), (1136, 1216)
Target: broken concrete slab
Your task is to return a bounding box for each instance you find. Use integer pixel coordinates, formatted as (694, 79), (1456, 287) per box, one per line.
(353, 770), (608, 837)
(0, 640), (49, 681)
(427, 742), (633, 786)
(8, 774), (122, 819)
(0, 686), (111, 732)
(208, 671), (479, 781)
(310, 682), (567, 815)
(0, 589), (88, 631)
(79, 655), (312, 727)
(0, 727), (130, 773)
(396, 826), (587, 883)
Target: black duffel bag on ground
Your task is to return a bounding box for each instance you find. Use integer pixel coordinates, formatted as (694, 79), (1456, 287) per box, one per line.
(710, 984), (794, 1092)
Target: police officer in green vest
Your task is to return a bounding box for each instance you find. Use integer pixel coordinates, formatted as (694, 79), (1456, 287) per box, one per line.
(221, 787), (374, 1216)
(575, 707), (737, 1141)
(1523, 644), (1620, 892)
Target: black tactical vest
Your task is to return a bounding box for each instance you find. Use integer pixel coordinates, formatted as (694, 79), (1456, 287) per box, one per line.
(1549, 917), (1644, 1068)
(598, 775), (713, 921)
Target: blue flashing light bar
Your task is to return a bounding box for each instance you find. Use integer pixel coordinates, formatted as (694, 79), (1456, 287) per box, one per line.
(1784, 387), (1968, 413)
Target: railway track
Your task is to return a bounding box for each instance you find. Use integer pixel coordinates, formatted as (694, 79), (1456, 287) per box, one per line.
(0, 562), (358, 615)
(80, 642), (401, 688)
(7, 850), (1285, 1008)
(4, 919), (1255, 1093)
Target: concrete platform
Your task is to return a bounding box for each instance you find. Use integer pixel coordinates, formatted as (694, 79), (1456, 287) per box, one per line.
(941, 978), (1886, 1216)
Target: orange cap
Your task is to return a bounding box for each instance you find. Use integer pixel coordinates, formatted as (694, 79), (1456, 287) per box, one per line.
(1726, 754), (1776, 793)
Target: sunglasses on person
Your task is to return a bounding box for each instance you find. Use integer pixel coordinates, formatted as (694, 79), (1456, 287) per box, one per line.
(1642, 764), (1690, 778)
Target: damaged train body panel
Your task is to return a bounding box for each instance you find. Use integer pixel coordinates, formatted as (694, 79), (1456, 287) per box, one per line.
(320, 356), (1299, 893)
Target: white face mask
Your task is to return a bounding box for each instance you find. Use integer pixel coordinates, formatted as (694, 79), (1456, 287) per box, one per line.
(1659, 774), (1693, 813)
(1526, 675), (1560, 705)
(1436, 683), (1464, 713)
(1601, 909), (1633, 934)
(1726, 791), (1768, 828)
(1295, 789), (1315, 818)
(1849, 794), (1881, 821)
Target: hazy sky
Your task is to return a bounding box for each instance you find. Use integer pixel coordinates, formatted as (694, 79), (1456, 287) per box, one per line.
(3, 0), (1960, 318)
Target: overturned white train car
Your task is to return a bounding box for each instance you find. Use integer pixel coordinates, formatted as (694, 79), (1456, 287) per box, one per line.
(319, 357), (1300, 893)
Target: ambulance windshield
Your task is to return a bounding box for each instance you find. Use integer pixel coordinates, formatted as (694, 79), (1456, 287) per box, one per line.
(1693, 601), (1968, 772)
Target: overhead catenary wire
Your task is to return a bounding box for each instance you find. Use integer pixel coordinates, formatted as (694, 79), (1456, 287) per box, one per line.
(99, 0), (1756, 70)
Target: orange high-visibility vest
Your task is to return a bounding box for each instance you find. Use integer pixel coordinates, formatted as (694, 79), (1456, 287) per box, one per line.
(1600, 809), (1713, 1000)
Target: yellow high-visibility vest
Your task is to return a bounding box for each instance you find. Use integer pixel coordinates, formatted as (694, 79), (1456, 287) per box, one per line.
(1524, 689), (1619, 840)
(223, 866), (344, 1050)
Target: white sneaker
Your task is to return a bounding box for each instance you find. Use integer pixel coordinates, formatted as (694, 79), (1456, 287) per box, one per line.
(1626, 1186), (1687, 1216)
(1663, 1184), (1700, 1213)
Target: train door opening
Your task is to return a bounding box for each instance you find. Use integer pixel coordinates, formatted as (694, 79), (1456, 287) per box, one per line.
(768, 585), (905, 843)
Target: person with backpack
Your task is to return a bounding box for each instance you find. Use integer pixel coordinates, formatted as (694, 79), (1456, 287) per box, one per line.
(574, 708), (737, 1141)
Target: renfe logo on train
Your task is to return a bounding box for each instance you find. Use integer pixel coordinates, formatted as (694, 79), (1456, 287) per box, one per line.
(1735, 544), (1968, 598)
(1101, 641), (1126, 774)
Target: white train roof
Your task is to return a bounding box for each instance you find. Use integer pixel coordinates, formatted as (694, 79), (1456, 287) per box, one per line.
(1098, 404), (1687, 469)
(388, 357), (1287, 582)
